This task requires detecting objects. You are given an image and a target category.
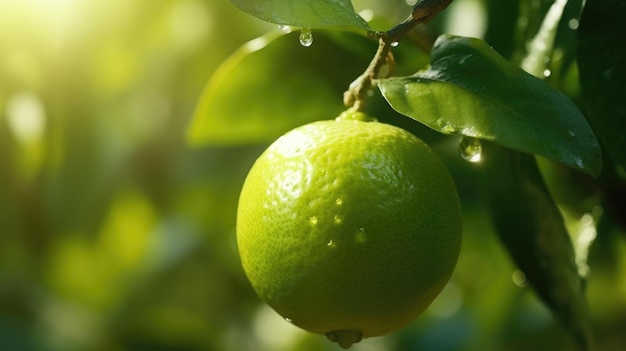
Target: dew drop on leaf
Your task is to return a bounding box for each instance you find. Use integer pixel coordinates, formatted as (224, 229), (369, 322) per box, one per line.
(567, 129), (577, 139)
(575, 158), (584, 168)
(390, 41), (399, 47)
(278, 24), (290, 32)
(459, 136), (482, 163)
(299, 27), (313, 47)
(442, 123), (456, 134)
(512, 270), (528, 288)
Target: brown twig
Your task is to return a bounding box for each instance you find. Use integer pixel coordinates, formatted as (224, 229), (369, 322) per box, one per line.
(343, 0), (454, 111)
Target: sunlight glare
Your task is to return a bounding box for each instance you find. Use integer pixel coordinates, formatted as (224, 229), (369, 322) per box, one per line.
(169, 0), (211, 49)
(16, 0), (79, 16)
(444, 0), (487, 38)
(0, 0), (86, 54)
(5, 91), (47, 144)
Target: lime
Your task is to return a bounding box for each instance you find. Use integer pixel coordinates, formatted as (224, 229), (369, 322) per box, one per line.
(237, 114), (462, 348)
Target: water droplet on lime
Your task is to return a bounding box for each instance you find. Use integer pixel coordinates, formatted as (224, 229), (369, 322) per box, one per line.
(355, 228), (367, 243)
(333, 215), (342, 225)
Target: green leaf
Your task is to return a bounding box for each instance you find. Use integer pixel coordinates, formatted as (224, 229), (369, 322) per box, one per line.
(378, 35), (602, 177)
(485, 144), (595, 351)
(186, 30), (372, 147)
(228, 0), (371, 30)
(578, 0), (626, 174)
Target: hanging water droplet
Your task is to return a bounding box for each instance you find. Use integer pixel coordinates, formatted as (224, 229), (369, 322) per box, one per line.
(285, 317), (293, 323)
(326, 330), (363, 349)
(278, 24), (290, 32)
(390, 41), (399, 47)
(299, 27), (313, 47)
(459, 136), (482, 163)
(543, 69), (552, 78)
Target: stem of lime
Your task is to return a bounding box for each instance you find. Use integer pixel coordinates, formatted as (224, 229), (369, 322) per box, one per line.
(336, 108), (378, 122)
(343, 0), (455, 111)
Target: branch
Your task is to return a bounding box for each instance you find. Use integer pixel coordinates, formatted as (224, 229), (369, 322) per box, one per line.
(343, 0), (454, 111)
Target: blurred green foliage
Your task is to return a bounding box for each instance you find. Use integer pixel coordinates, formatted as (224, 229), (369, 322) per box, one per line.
(1, 1), (625, 351)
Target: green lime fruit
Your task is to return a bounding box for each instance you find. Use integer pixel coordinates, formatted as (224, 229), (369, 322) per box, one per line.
(237, 112), (462, 349)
